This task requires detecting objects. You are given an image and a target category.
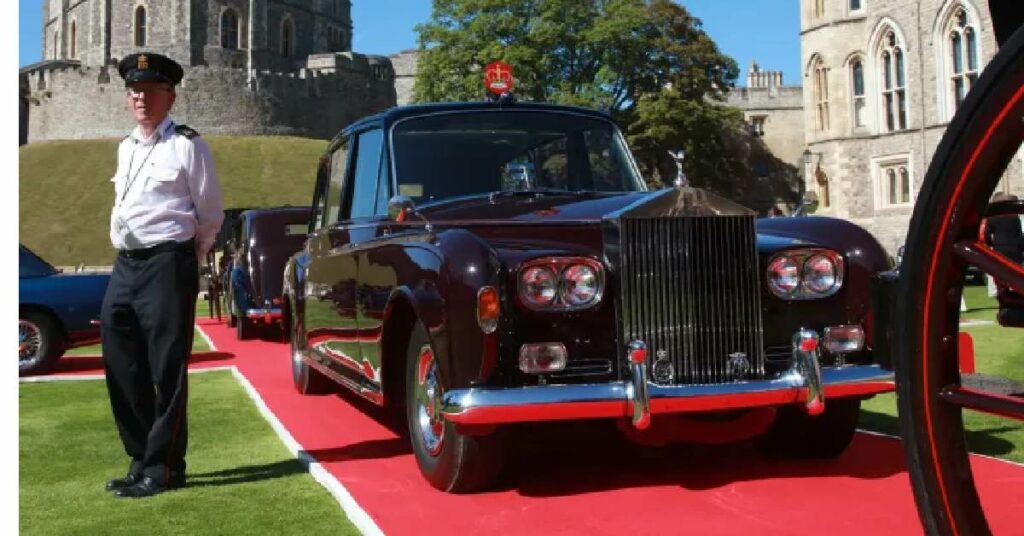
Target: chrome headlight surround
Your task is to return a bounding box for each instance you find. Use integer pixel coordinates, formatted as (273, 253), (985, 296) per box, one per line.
(517, 257), (605, 311)
(766, 249), (844, 300)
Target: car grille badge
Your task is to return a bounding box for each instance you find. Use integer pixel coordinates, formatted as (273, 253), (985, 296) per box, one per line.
(652, 350), (674, 384)
(727, 352), (751, 379)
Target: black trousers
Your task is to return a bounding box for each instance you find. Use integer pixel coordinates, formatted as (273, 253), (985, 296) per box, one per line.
(101, 240), (198, 483)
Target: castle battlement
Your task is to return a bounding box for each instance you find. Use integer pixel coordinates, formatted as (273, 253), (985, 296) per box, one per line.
(20, 1), (405, 145)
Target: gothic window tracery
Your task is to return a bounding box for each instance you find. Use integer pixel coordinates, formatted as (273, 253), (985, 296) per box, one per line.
(134, 6), (147, 47)
(221, 9), (240, 50)
(948, 7), (979, 111)
(879, 29), (907, 131)
(812, 56), (830, 132)
(850, 58), (866, 128)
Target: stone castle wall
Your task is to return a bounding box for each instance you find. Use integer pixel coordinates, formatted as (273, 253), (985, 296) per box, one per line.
(725, 84), (805, 167)
(390, 49), (419, 106)
(22, 55), (395, 142)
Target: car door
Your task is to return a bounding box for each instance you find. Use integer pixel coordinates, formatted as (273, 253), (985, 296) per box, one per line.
(345, 128), (392, 383)
(302, 136), (364, 379)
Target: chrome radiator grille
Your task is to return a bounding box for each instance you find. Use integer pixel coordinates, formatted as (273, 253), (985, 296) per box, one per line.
(619, 216), (765, 384)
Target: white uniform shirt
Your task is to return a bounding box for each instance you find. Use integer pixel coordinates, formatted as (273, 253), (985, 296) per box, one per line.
(110, 116), (225, 260)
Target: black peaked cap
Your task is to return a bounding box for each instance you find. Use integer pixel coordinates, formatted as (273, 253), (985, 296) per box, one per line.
(118, 52), (184, 86)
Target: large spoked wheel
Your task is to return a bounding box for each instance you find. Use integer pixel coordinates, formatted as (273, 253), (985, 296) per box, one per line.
(19, 312), (66, 376)
(404, 322), (504, 493)
(895, 25), (1024, 536)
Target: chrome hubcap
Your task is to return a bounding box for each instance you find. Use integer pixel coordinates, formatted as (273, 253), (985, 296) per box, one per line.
(414, 345), (445, 457)
(19, 320), (42, 366)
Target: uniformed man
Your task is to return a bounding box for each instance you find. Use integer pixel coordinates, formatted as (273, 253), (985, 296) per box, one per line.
(101, 52), (224, 499)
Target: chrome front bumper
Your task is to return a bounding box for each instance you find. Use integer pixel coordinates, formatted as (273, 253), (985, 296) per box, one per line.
(441, 330), (894, 428)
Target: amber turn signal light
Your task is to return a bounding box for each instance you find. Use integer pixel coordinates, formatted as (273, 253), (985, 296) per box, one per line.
(477, 286), (500, 334)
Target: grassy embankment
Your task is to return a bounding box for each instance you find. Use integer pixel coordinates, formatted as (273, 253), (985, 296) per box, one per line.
(19, 136), (327, 266)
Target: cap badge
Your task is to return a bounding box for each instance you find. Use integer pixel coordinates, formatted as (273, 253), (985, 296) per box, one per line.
(137, 54), (149, 70)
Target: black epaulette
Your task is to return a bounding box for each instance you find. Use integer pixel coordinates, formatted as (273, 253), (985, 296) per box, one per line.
(174, 124), (200, 139)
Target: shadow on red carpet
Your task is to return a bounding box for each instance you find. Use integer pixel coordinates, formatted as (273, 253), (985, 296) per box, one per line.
(194, 316), (1024, 535)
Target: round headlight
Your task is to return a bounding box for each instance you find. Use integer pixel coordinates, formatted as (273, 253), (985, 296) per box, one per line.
(560, 264), (600, 306)
(803, 254), (838, 294)
(767, 256), (800, 297)
(520, 266), (558, 307)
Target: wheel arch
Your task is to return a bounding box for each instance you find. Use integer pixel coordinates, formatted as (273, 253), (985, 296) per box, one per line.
(19, 303), (69, 343)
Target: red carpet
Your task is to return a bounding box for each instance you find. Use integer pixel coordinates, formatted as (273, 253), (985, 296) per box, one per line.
(51, 318), (1024, 534)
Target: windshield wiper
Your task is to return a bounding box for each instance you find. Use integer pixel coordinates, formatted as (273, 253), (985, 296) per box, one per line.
(488, 188), (575, 202)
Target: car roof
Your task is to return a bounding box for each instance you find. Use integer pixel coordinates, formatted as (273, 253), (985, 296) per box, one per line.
(342, 101), (615, 136)
(241, 206), (310, 219)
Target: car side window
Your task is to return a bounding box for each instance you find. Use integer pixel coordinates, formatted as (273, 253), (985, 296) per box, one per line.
(309, 157), (329, 233)
(325, 137), (350, 227)
(374, 149), (391, 216)
(347, 128), (384, 219)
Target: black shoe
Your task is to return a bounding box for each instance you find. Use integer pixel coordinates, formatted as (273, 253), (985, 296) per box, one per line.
(113, 475), (185, 499)
(105, 472), (142, 492)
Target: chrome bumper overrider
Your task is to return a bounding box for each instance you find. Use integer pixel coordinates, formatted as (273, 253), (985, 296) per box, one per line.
(441, 330), (894, 428)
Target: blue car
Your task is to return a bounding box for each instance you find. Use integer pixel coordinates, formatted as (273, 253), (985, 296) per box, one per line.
(19, 245), (110, 376)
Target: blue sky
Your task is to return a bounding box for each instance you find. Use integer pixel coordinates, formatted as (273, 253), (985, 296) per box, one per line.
(18, 0), (801, 87)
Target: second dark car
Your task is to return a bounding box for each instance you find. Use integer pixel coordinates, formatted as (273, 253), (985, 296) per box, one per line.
(225, 206), (310, 339)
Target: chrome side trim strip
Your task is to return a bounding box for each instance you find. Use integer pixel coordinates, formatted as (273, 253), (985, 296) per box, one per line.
(440, 365), (894, 425)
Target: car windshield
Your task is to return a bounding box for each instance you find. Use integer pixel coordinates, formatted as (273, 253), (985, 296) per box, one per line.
(391, 110), (645, 205)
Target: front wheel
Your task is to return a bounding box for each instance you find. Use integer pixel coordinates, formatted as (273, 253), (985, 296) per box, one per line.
(19, 312), (66, 376)
(404, 322), (504, 493)
(755, 398), (860, 459)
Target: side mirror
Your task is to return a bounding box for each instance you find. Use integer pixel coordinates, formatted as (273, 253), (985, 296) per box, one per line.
(388, 195), (417, 221)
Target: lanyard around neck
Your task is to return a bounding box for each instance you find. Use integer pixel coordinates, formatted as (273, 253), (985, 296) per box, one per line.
(119, 142), (159, 204)
(119, 122), (174, 204)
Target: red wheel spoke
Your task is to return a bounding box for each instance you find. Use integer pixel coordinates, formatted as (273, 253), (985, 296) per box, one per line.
(939, 385), (1024, 421)
(953, 240), (1024, 290)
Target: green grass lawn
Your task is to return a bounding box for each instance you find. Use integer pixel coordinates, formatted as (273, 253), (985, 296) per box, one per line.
(20, 136), (327, 266)
(858, 283), (1024, 463)
(19, 371), (359, 536)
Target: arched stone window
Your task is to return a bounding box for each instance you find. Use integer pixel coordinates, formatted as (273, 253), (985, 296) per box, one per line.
(878, 29), (907, 131)
(281, 17), (294, 57)
(52, 30), (59, 59)
(811, 56), (830, 132)
(70, 21), (77, 58)
(813, 0), (825, 18)
(134, 6), (147, 47)
(875, 156), (912, 208)
(221, 9), (240, 49)
(948, 7), (979, 111)
(850, 58), (866, 128)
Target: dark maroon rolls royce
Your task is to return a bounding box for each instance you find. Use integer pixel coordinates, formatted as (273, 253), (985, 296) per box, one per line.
(226, 206), (310, 339)
(283, 101), (895, 492)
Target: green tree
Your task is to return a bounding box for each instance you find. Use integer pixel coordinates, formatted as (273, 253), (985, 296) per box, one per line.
(414, 0), (758, 195)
